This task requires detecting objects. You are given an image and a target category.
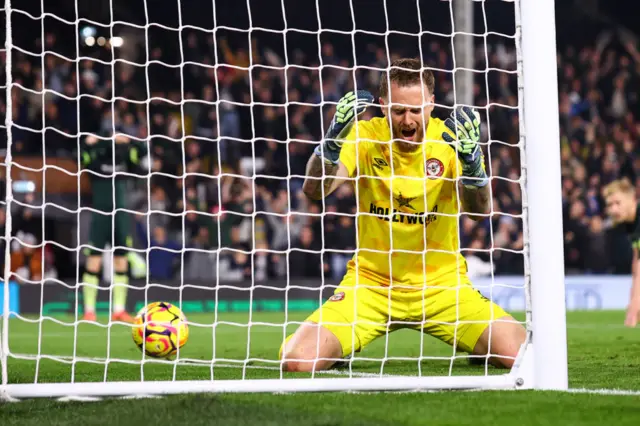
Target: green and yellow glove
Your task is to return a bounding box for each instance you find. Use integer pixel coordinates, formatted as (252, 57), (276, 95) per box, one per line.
(314, 90), (374, 165)
(442, 106), (488, 187)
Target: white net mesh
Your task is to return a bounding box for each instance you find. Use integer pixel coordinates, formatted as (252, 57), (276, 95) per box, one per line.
(0, 0), (532, 396)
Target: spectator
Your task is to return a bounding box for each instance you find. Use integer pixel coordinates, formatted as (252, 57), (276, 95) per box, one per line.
(135, 216), (182, 280)
(10, 232), (43, 283)
(185, 227), (216, 281)
(585, 216), (609, 274)
(6, 21), (640, 282)
(326, 215), (356, 281)
(290, 226), (326, 278)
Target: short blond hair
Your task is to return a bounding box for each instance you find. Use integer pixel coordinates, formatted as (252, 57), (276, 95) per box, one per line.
(379, 58), (435, 99)
(603, 178), (635, 198)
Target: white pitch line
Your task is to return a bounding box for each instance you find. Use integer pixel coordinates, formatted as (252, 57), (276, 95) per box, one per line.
(9, 323), (627, 340)
(45, 388), (640, 401)
(185, 361), (402, 379)
(564, 324), (633, 330)
(7, 351), (640, 393)
(8, 327), (286, 339)
(6, 352), (400, 379)
(566, 388), (640, 396)
(212, 362), (400, 379)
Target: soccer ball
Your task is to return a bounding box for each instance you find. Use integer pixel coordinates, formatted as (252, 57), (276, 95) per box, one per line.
(132, 302), (189, 358)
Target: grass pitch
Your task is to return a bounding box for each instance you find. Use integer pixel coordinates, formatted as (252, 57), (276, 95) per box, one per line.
(2, 310), (640, 425)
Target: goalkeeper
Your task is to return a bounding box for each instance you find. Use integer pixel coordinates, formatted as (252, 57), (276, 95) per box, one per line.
(80, 131), (149, 323)
(280, 58), (526, 371)
(603, 179), (640, 327)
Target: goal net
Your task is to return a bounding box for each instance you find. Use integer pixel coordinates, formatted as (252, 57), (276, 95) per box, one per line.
(1, 0), (567, 399)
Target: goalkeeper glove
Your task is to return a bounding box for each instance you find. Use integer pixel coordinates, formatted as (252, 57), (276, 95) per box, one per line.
(442, 106), (488, 188)
(314, 90), (375, 165)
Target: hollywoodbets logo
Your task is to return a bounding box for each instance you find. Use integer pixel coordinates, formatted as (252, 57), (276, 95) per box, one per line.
(368, 203), (438, 225)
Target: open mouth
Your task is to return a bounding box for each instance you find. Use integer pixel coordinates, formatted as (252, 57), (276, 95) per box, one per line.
(401, 128), (417, 140)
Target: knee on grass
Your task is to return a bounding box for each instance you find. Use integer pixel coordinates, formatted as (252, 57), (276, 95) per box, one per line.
(280, 347), (337, 373)
(281, 359), (325, 373)
(280, 339), (343, 373)
(468, 352), (516, 369)
(471, 317), (526, 370)
(279, 323), (344, 372)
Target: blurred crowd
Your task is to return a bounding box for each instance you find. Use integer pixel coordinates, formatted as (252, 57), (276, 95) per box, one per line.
(557, 31), (640, 274)
(1, 26), (639, 283)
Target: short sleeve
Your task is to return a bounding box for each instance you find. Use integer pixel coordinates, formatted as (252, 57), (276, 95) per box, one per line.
(338, 121), (367, 178)
(339, 140), (357, 177)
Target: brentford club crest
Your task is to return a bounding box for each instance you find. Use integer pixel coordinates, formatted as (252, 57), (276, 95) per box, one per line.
(329, 292), (345, 302)
(425, 158), (444, 178)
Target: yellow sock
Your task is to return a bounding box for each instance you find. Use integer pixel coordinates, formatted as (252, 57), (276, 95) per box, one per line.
(82, 272), (100, 314)
(113, 273), (129, 313)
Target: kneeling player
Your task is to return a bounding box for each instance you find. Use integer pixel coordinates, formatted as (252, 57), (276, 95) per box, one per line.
(604, 179), (640, 327)
(280, 58), (526, 371)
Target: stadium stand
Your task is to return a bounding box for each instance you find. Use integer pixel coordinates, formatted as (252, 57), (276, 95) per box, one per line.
(1, 10), (639, 283)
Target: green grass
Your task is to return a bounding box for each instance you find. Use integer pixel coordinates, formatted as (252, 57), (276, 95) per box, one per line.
(1, 310), (640, 425)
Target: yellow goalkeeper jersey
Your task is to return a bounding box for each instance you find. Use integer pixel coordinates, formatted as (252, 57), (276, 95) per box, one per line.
(339, 116), (470, 290)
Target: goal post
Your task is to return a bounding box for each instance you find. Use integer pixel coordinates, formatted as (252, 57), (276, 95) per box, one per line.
(1, 0), (14, 399)
(519, 0), (568, 390)
(0, 0), (567, 400)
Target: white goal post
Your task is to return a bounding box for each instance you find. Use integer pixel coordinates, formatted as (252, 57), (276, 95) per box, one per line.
(0, 0), (567, 399)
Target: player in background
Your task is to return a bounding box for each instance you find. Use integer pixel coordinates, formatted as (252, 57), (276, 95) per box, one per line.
(603, 179), (640, 327)
(80, 132), (149, 323)
(280, 58), (526, 372)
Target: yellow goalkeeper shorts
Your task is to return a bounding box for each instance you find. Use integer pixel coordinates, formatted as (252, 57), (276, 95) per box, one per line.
(295, 271), (509, 358)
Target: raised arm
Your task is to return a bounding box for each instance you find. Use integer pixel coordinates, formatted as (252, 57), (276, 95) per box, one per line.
(302, 90), (374, 201)
(442, 106), (491, 220)
(626, 247), (640, 327)
(302, 155), (349, 200)
(459, 182), (491, 220)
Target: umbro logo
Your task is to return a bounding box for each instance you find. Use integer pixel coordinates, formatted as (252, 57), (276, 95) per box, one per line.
(373, 157), (388, 170)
